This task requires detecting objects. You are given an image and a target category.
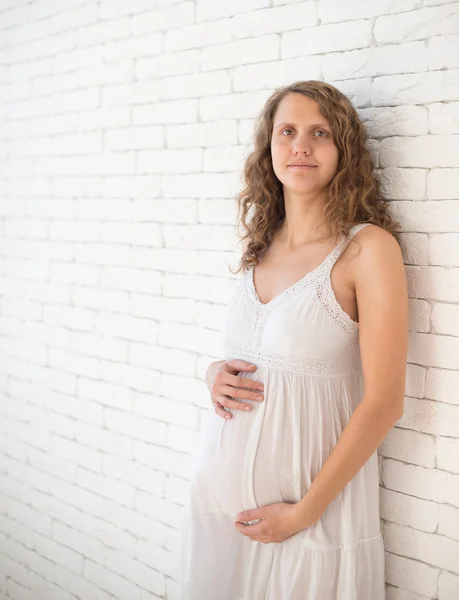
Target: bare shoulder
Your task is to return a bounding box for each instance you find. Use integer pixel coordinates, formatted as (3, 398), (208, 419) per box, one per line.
(347, 224), (404, 287)
(351, 223), (403, 260)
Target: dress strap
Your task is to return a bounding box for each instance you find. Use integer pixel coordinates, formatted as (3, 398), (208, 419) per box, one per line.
(349, 222), (372, 238)
(315, 222), (372, 334)
(329, 223), (372, 272)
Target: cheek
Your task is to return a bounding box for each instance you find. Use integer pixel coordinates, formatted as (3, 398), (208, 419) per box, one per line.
(271, 138), (289, 158)
(319, 145), (339, 167)
(329, 148), (340, 170)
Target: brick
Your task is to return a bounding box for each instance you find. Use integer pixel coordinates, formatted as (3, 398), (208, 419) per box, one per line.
(2, 2), (459, 595)
(375, 4), (459, 44)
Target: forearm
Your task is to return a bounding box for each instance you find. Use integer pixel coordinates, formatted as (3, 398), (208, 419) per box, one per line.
(295, 398), (402, 527)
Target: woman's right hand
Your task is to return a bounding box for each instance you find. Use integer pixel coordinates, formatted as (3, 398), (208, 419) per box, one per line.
(206, 359), (264, 419)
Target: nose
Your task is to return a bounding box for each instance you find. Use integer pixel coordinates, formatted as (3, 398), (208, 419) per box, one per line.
(292, 135), (313, 155)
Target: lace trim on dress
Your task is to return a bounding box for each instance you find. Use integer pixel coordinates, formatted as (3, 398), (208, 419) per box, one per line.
(223, 343), (362, 377)
(315, 280), (359, 334)
(315, 223), (371, 334)
(244, 238), (347, 346)
(244, 223), (371, 340)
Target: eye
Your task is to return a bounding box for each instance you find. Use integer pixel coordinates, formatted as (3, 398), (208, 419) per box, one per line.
(280, 128), (329, 137)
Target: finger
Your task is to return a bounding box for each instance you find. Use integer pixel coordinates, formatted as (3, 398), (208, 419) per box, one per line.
(215, 368), (263, 395)
(233, 373), (264, 392)
(215, 375), (263, 400)
(219, 384), (264, 403)
(214, 394), (254, 413)
(212, 401), (232, 419)
(226, 359), (257, 374)
(223, 363), (263, 391)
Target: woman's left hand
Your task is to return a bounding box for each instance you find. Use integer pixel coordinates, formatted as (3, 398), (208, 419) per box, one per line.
(234, 501), (315, 544)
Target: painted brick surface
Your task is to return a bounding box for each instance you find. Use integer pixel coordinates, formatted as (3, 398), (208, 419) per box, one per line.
(0, 1), (458, 599)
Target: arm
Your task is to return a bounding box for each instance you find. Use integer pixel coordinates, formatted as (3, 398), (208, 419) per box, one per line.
(205, 234), (249, 393)
(294, 225), (409, 527)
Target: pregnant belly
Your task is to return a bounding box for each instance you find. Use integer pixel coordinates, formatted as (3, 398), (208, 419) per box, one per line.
(187, 378), (302, 519)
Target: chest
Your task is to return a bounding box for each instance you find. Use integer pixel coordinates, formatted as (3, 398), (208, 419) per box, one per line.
(253, 256), (359, 324)
(219, 272), (360, 373)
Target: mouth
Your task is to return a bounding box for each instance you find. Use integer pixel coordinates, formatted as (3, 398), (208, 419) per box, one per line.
(288, 164), (317, 169)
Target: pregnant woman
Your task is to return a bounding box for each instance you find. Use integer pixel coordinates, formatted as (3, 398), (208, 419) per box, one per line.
(177, 80), (408, 599)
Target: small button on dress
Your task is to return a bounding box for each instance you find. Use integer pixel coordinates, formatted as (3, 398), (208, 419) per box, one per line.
(177, 223), (385, 600)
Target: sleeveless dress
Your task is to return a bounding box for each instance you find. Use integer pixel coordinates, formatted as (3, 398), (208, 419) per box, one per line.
(177, 222), (385, 600)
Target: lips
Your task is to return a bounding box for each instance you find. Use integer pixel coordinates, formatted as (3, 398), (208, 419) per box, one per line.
(288, 164), (317, 168)
(288, 163), (317, 167)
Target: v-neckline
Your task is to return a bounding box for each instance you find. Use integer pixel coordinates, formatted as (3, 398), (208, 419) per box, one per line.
(249, 237), (345, 307)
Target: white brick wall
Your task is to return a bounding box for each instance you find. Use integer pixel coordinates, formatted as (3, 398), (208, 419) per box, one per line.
(0, 1), (458, 599)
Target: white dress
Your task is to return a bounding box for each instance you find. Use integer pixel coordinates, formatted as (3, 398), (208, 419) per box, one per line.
(177, 222), (385, 600)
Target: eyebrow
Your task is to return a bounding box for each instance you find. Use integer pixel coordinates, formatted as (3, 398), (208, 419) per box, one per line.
(274, 121), (330, 129)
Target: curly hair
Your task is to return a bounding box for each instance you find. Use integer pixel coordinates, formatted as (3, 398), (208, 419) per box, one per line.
(231, 80), (404, 275)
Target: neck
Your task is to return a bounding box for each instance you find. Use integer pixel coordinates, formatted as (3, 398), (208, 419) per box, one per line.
(279, 188), (331, 250)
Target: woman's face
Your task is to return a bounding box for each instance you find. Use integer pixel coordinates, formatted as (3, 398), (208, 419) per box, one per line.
(270, 93), (339, 197)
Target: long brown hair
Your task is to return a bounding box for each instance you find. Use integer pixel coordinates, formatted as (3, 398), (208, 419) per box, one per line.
(231, 80), (404, 274)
